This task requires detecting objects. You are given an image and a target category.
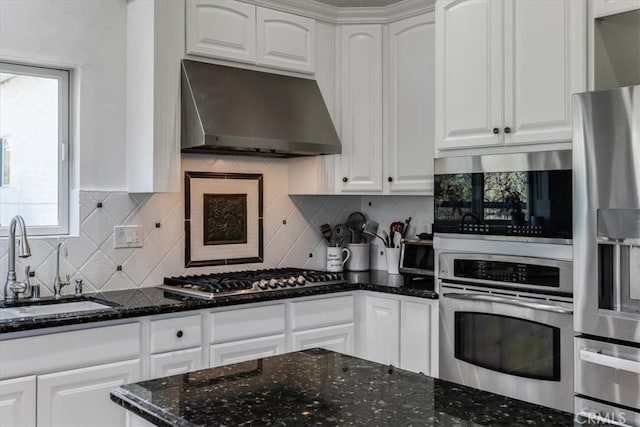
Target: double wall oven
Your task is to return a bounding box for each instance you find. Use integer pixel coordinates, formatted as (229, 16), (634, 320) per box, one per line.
(434, 151), (575, 413)
(438, 252), (574, 412)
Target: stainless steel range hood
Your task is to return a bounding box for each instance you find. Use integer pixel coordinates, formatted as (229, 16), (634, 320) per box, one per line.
(181, 60), (341, 157)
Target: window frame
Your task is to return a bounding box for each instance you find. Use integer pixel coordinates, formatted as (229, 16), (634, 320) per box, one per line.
(0, 62), (70, 236)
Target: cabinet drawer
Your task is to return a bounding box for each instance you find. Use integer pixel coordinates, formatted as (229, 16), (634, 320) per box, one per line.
(210, 335), (286, 367)
(0, 323), (140, 379)
(211, 304), (285, 343)
(150, 314), (202, 353)
(291, 295), (354, 330)
(575, 337), (640, 410)
(150, 348), (203, 379)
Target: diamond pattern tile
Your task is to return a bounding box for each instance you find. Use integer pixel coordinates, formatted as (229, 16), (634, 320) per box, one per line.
(79, 192), (97, 222)
(64, 233), (99, 269)
(80, 250), (116, 289)
(122, 248), (156, 285)
(82, 209), (116, 247)
(103, 192), (139, 224)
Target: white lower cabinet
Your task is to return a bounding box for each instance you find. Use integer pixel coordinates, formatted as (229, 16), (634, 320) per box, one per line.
(36, 359), (141, 427)
(363, 295), (401, 366)
(362, 293), (438, 376)
(210, 335), (286, 367)
(150, 348), (203, 379)
(400, 299), (438, 375)
(0, 376), (36, 427)
(292, 323), (355, 354)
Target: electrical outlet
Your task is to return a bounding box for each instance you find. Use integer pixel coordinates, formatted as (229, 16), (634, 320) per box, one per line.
(114, 225), (144, 248)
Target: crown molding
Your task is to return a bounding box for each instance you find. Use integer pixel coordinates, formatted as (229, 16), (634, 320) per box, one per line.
(239, 0), (435, 24)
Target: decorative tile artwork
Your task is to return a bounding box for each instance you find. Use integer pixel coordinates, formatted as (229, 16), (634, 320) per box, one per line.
(185, 171), (263, 267)
(203, 194), (247, 245)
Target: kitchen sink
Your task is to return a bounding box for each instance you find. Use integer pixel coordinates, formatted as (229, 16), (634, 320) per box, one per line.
(0, 300), (115, 321)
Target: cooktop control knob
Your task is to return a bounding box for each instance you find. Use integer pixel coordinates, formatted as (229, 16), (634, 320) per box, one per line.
(257, 279), (269, 290)
(287, 276), (297, 287)
(268, 278), (279, 289)
(277, 278), (287, 288)
(297, 275), (306, 285)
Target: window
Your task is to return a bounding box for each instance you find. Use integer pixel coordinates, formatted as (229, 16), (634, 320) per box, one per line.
(0, 62), (69, 235)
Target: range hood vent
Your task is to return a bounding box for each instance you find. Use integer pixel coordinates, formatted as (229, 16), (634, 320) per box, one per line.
(181, 60), (341, 157)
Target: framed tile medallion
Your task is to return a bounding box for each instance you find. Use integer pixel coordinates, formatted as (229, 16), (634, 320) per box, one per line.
(185, 172), (263, 267)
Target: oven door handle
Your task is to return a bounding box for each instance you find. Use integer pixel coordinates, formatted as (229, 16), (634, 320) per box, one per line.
(442, 293), (573, 314)
(579, 349), (640, 374)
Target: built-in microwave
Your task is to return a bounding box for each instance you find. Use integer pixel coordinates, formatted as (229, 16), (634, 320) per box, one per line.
(433, 151), (572, 243)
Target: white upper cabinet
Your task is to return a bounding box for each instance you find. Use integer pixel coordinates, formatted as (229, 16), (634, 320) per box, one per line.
(386, 13), (436, 193)
(436, 0), (503, 151)
(592, 0), (640, 17)
(503, 0), (586, 146)
(436, 0), (586, 153)
(186, 0), (316, 74)
(339, 25), (384, 192)
(186, 0), (256, 64)
(126, 0), (183, 193)
(256, 8), (315, 73)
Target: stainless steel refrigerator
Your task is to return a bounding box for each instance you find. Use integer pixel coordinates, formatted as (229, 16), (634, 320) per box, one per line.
(573, 85), (640, 425)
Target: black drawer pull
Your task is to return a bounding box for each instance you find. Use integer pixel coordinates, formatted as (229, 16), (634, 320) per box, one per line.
(176, 330), (183, 338)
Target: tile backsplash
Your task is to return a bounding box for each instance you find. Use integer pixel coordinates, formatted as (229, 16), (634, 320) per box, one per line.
(1, 156), (362, 297)
(1, 156), (433, 298)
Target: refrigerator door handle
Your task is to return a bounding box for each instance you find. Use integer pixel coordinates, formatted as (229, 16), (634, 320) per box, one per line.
(579, 348), (640, 373)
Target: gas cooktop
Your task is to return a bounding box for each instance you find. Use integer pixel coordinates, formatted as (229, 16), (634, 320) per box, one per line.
(159, 268), (348, 300)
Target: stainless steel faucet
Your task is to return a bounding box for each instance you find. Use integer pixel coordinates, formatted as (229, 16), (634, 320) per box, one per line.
(3, 215), (32, 301)
(53, 242), (70, 298)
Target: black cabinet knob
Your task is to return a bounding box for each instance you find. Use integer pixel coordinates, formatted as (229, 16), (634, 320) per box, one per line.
(504, 127), (511, 134)
(176, 330), (183, 338)
(388, 177), (393, 182)
(342, 177), (348, 183)
(492, 127), (499, 134)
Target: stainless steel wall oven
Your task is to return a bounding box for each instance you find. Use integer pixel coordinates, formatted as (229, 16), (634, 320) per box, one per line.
(439, 252), (574, 412)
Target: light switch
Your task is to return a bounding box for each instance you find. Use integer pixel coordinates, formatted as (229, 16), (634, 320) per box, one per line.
(114, 225), (144, 248)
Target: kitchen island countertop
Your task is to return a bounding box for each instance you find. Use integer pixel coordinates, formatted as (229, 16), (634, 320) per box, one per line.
(0, 270), (435, 334)
(110, 348), (574, 427)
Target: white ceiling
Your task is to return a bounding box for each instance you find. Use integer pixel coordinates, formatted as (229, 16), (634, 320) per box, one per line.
(312, 0), (404, 7)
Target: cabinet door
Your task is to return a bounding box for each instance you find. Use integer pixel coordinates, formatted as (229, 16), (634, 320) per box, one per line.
(363, 295), (400, 366)
(256, 7), (315, 73)
(186, 0), (256, 64)
(593, 0), (640, 17)
(210, 335), (286, 367)
(292, 324), (355, 355)
(400, 300), (437, 376)
(150, 348), (203, 379)
(503, 0), (586, 146)
(0, 376), (36, 427)
(37, 359), (141, 427)
(386, 14), (435, 193)
(340, 25), (383, 192)
(435, 0), (503, 151)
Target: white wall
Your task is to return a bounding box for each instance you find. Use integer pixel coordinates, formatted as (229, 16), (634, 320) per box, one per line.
(0, 0), (128, 191)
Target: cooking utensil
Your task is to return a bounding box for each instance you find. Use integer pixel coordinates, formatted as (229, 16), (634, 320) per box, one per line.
(363, 230), (388, 247)
(346, 212), (366, 243)
(403, 217), (412, 238)
(393, 232), (402, 248)
(362, 221), (379, 243)
(382, 230), (390, 248)
(334, 223), (346, 247)
(320, 223), (333, 243)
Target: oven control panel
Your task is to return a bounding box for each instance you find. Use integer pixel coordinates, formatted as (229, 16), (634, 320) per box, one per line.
(453, 259), (560, 288)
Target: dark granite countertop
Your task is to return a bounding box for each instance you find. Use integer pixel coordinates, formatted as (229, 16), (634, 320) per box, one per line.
(110, 348), (574, 427)
(0, 270), (435, 334)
